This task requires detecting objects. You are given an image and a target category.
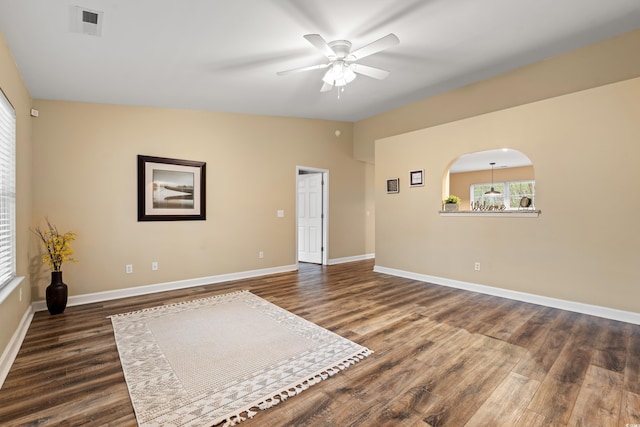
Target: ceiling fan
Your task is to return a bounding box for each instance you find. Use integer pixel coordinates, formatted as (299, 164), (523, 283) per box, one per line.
(277, 33), (400, 92)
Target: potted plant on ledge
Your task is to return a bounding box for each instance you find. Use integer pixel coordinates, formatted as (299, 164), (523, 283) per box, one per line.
(443, 195), (461, 212)
(33, 220), (77, 315)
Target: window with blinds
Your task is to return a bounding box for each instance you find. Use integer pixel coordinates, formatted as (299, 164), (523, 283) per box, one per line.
(0, 89), (16, 290)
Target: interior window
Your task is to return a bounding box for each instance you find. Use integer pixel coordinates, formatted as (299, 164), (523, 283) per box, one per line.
(445, 148), (535, 212)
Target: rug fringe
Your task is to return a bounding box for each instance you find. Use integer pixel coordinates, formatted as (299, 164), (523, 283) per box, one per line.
(214, 347), (373, 427)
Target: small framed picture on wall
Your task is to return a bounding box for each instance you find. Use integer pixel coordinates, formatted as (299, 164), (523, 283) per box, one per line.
(409, 169), (424, 187)
(386, 178), (400, 194)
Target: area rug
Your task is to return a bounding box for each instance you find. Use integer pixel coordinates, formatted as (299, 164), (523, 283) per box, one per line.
(109, 290), (372, 427)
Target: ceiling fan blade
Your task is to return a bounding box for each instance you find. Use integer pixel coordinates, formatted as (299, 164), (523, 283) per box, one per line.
(347, 33), (399, 61)
(349, 64), (390, 80)
(320, 82), (333, 92)
(304, 34), (336, 59)
(276, 63), (330, 76)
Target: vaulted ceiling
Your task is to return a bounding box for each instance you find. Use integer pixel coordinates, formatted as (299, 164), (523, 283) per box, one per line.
(1, 0), (640, 122)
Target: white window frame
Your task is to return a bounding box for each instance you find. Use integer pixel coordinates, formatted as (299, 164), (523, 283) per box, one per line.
(470, 179), (535, 210)
(0, 88), (17, 298)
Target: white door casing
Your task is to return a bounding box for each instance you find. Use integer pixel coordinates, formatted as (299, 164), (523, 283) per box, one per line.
(297, 172), (323, 264)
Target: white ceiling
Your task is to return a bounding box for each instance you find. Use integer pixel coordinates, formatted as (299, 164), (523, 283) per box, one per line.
(1, 1), (640, 122)
(449, 149), (531, 173)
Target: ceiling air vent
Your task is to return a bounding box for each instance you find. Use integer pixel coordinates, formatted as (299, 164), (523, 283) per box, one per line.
(69, 6), (103, 36)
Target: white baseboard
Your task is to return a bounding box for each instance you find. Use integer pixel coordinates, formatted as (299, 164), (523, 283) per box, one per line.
(373, 265), (640, 325)
(32, 264), (298, 312)
(328, 253), (375, 265)
(30, 257), (377, 311)
(0, 305), (33, 389)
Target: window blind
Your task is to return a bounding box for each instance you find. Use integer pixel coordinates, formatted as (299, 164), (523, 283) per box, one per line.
(0, 90), (16, 290)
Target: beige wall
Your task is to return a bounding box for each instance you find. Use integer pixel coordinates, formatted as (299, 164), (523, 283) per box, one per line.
(364, 162), (375, 253)
(376, 76), (640, 313)
(3, 25), (640, 373)
(0, 34), (33, 358)
(450, 166), (535, 210)
(30, 101), (367, 297)
(355, 28), (640, 164)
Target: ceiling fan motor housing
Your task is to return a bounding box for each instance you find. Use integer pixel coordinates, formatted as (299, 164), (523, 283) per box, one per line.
(328, 40), (352, 59)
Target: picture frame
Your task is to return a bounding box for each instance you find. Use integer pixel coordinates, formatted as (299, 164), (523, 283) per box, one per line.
(409, 169), (424, 187)
(386, 178), (400, 194)
(137, 155), (206, 221)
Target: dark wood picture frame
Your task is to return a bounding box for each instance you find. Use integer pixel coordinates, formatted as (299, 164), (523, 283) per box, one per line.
(137, 155), (206, 221)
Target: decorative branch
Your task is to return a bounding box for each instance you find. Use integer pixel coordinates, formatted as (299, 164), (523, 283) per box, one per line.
(32, 219), (77, 272)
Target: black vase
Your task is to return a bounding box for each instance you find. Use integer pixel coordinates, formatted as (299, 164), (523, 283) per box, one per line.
(46, 271), (68, 315)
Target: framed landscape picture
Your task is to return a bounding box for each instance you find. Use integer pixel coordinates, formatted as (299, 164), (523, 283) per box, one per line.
(137, 155), (206, 221)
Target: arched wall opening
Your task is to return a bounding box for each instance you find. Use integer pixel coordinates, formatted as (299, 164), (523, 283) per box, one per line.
(443, 148), (535, 211)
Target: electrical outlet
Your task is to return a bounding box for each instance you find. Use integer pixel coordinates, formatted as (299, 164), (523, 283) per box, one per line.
(151, 261), (158, 271)
(19, 287), (22, 302)
(474, 262), (481, 271)
(258, 251), (264, 259)
(126, 264), (133, 274)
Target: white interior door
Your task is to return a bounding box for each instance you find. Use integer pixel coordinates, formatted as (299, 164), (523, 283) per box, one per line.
(297, 173), (323, 264)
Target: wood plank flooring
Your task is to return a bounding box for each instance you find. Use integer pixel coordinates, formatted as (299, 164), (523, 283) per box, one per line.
(1, 260), (639, 426)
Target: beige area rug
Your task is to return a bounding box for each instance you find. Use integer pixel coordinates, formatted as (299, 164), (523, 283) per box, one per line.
(110, 290), (372, 427)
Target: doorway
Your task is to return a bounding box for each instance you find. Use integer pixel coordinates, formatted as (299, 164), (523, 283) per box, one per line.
(296, 166), (328, 265)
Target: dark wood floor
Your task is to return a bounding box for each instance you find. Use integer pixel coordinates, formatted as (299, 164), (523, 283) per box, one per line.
(1, 260), (639, 426)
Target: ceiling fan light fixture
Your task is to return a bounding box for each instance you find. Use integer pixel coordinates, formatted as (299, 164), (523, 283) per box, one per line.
(322, 61), (356, 87)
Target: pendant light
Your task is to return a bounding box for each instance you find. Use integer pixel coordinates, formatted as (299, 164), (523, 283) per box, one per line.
(484, 162), (501, 196)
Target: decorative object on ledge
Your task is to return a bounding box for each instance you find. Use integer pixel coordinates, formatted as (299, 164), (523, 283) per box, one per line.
(386, 178), (399, 193)
(443, 195), (460, 211)
(409, 169), (424, 187)
(138, 155), (206, 221)
(519, 196), (533, 209)
(32, 219), (78, 315)
(470, 201), (506, 211)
